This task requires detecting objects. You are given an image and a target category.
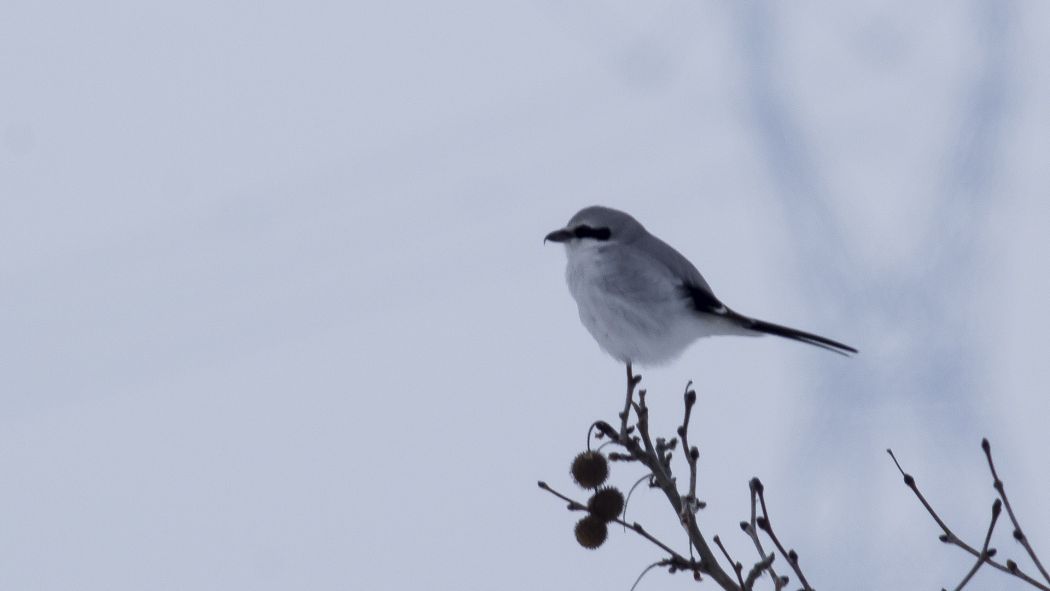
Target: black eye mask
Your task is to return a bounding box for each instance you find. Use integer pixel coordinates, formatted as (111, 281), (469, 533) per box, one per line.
(573, 225), (612, 241)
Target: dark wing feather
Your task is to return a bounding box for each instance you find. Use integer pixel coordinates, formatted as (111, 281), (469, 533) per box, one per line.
(681, 282), (857, 356)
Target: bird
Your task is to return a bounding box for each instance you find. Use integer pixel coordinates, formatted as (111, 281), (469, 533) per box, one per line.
(545, 206), (855, 429)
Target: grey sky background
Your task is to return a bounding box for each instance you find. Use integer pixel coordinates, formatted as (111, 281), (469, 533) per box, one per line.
(2, 1), (1049, 590)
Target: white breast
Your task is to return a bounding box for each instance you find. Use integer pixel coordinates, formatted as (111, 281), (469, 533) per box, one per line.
(564, 243), (720, 366)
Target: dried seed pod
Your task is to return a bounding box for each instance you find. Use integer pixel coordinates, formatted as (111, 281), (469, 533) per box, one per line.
(587, 486), (625, 522)
(574, 515), (608, 549)
(570, 451), (609, 489)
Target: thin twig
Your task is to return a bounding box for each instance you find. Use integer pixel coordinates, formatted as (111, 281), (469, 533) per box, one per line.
(953, 499), (1001, 591)
(743, 552), (776, 591)
(627, 387), (740, 590)
(755, 479), (813, 590)
(631, 560), (669, 591)
(714, 535), (746, 591)
(537, 481), (693, 566)
(623, 473), (654, 533)
(887, 449), (972, 549)
(983, 439), (1050, 586)
(741, 479), (784, 590)
(888, 448), (1050, 591)
(537, 480), (588, 511)
(620, 363), (640, 439)
(678, 382), (701, 526)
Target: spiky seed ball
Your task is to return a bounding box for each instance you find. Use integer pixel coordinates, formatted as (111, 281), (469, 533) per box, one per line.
(574, 515), (608, 549)
(587, 486), (625, 522)
(570, 451), (609, 489)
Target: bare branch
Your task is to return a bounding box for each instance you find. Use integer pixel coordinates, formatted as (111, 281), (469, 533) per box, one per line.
(983, 439), (1050, 586)
(714, 535), (747, 591)
(887, 449), (971, 549)
(677, 382), (703, 525)
(619, 363), (641, 440)
(629, 388), (739, 589)
(740, 478), (785, 590)
(953, 499), (1001, 591)
(537, 481), (692, 565)
(888, 446), (1050, 591)
(543, 374), (814, 591)
(754, 478), (813, 590)
(743, 552), (777, 591)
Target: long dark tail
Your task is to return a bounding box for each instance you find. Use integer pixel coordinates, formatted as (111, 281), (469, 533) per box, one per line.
(730, 311), (858, 356)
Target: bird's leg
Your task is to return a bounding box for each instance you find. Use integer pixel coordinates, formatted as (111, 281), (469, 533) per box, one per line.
(619, 362), (640, 439)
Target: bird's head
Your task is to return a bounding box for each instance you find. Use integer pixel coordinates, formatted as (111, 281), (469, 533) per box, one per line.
(544, 206), (644, 252)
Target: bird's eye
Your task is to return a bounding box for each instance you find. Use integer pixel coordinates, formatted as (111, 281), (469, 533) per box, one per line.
(573, 225), (612, 241)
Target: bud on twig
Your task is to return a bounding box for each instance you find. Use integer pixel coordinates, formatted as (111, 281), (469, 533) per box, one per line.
(749, 477), (764, 494)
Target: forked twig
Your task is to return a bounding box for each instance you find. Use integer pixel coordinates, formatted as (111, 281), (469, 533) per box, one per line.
(952, 499), (1001, 590)
(743, 552), (777, 591)
(983, 439), (1050, 586)
(741, 479), (785, 590)
(754, 478), (813, 590)
(714, 535), (747, 590)
(888, 444), (1050, 591)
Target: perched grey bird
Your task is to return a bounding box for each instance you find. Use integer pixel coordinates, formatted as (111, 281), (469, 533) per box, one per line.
(545, 206), (856, 368)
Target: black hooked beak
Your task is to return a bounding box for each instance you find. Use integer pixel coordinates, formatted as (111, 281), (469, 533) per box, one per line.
(544, 228), (573, 244)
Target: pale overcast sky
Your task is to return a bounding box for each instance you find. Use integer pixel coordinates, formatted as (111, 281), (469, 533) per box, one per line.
(2, 1), (1049, 590)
